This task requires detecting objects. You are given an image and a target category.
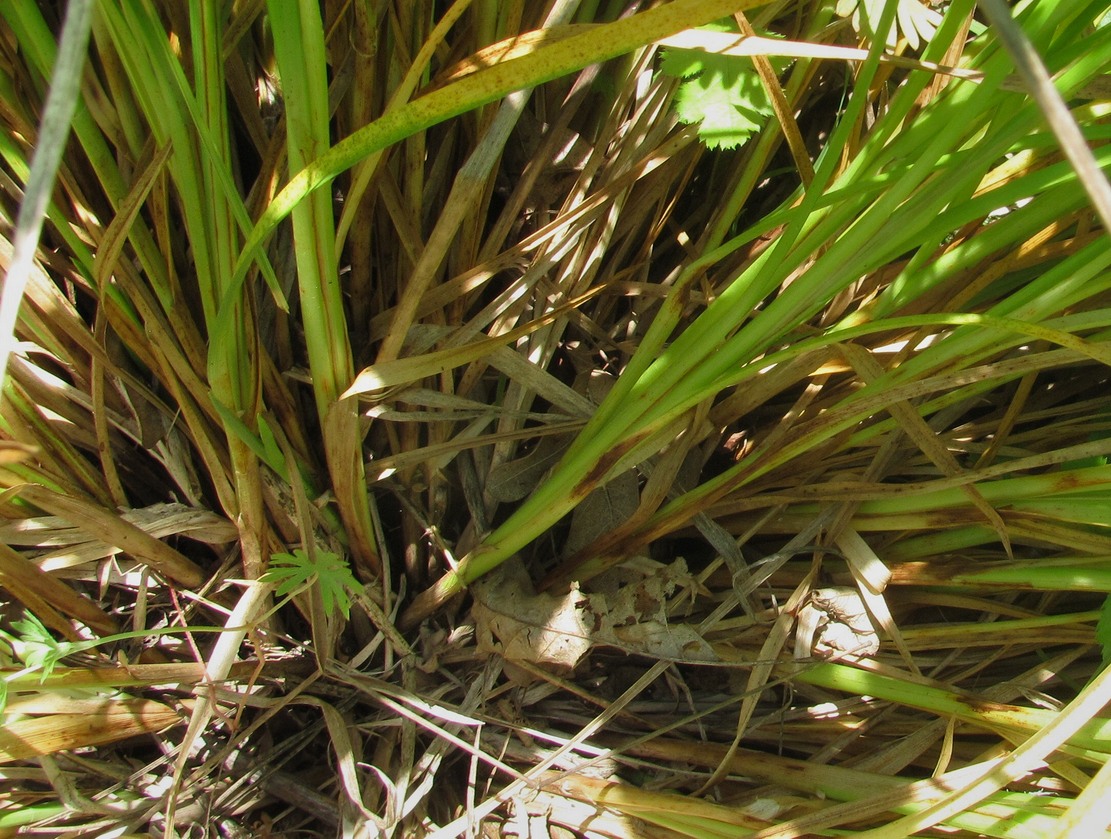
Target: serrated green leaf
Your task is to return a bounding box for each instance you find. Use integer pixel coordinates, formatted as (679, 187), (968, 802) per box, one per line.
(659, 43), (722, 80)
(658, 48), (704, 80)
(674, 72), (765, 150)
(658, 27), (787, 150)
(262, 548), (358, 619)
(262, 551), (315, 598)
(314, 554), (360, 619)
(649, 18), (737, 79)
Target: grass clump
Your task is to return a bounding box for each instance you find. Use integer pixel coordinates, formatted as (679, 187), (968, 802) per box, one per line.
(3, 0), (1111, 836)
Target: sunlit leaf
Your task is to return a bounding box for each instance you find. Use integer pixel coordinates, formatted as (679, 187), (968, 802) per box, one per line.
(658, 24), (787, 150)
(9, 613), (75, 680)
(835, 0), (943, 49)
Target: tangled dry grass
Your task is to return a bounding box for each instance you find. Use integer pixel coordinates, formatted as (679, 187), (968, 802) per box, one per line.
(3, 1), (1111, 836)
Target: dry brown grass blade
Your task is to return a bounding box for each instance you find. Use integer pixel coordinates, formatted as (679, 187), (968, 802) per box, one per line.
(0, 502), (236, 576)
(0, 696), (181, 763)
(15, 485), (206, 588)
(0, 540), (118, 637)
(832, 528), (917, 674)
(93, 140), (174, 292)
(166, 578), (275, 833)
(835, 341), (1012, 556)
(556, 771), (775, 831)
(287, 695), (382, 831)
(697, 573), (812, 796)
(734, 12), (814, 186)
(6, 660), (273, 692)
(344, 287), (605, 399)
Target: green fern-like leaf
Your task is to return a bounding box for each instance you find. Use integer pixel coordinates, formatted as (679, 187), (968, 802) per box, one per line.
(263, 549), (359, 619)
(658, 24), (786, 150)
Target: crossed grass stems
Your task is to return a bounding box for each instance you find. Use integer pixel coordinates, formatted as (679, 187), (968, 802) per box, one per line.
(3, 0), (1111, 835)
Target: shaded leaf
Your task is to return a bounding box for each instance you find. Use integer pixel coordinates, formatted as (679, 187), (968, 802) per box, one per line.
(8, 613), (75, 680)
(472, 557), (717, 671)
(262, 549), (359, 619)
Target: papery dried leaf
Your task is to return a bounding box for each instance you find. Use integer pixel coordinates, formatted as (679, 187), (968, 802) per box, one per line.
(472, 559), (591, 670)
(0, 697), (180, 763)
(561, 469), (640, 560)
(0, 440), (37, 464)
(473, 557), (719, 669)
(608, 619), (719, 662)
(486, 436), (570, 503)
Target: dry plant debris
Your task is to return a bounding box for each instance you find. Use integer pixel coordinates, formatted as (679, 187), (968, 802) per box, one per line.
(2, 1), (1111, 837)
